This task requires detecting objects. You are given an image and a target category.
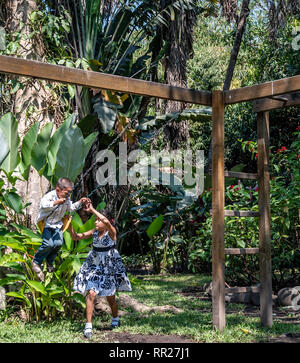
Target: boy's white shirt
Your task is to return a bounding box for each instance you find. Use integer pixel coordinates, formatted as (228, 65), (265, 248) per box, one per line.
(36, 190), (81, 229)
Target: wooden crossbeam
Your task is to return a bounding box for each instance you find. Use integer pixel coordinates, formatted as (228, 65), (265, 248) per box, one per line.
(209, 170), (258, 179)
(0, 55), (212, 105)
(224, 248), (260, 255)
(210, 210), (259, 217)
(224, 75), (300, 104)
(224, 210), (259, 217)
(224, 171), (258, 180)
(253, 91), (300, 112)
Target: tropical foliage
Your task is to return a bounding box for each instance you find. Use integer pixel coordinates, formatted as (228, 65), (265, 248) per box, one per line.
(0, 112), (97, 187)
(0, 0), (299, 324)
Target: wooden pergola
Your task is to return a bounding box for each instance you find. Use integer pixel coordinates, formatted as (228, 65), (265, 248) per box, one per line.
(0, 54), (299, 331)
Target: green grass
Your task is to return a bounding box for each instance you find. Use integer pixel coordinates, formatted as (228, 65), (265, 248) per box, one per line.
(1, 273), (300, 343)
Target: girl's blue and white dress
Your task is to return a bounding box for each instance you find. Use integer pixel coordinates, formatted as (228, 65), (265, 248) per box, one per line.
(73, 230), (132, 296)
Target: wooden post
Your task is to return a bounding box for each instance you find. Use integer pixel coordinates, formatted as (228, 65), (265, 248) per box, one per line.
(212, 90), (225, 331)
(257, 111), (272, 328)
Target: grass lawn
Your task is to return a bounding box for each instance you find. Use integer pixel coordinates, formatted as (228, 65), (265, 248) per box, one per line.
(1, 273), (300, 343)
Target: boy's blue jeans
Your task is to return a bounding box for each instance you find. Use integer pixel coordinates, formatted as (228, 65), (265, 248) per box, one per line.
(33, 227), (63, 266)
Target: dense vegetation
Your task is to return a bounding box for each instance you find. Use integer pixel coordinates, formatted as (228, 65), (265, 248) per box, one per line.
(0, 0), (299, 325)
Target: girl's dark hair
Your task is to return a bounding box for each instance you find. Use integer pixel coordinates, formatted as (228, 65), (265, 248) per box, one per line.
(100, 209), (116, 228)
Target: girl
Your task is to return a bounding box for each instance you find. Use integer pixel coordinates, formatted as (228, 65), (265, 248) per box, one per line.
(69, 200), (132, 339)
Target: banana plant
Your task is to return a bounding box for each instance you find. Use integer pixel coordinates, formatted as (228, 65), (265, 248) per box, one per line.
(0, 113), (20, 175)
(4, 277), (65, 322)
(0, 128), (9, 165)
(0, 112), (98, 188)
(0, 223), (86, 321)
(0, 170), (31, 224)
(63, 0), (197, 132)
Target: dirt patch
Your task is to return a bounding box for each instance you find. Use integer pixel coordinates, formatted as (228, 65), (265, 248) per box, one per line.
(265, 333), (300, 343)
(95, 330), (196, 343)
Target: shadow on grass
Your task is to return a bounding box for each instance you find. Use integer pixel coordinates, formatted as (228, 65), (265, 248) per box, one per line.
(116, 274), (300, 342)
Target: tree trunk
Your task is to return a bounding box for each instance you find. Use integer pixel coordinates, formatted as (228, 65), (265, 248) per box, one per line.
(207, 0), (251, 172)
(160, 0), (197, 151)
(222, 0), (251, 91)
(5, 0), (63, 227)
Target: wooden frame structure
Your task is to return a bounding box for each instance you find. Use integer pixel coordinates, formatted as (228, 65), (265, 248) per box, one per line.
(0, 54), (300, 331)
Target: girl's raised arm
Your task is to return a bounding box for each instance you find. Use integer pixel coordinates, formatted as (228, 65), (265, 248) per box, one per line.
(86, 203), (116, 241)
(68, 222), (95, 240)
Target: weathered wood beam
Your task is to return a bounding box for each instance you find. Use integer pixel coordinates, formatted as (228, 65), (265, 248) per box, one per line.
(224, 248), (260, 255)
(225, 75), (300, 104)
(211, 90), (226, 331)
(209, 170), (258, 179)
(224, 210), (259, 217)
(253, 91), (300, 112)
(0, 55), (212, 105)
(210, 210), (259, 217)
(224, 171), (258, 180)
(257, 111), (272, 328)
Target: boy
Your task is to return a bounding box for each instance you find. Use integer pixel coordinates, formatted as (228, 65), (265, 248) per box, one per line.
(32, 177), (87, 281)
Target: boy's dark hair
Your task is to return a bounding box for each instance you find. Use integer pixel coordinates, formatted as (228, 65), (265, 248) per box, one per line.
(56, 177), (74, 190)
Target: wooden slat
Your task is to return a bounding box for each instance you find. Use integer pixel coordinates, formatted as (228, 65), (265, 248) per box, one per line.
(257, 111), (272, 328)
(225, 286), (260, 293)
(209, 170), (258, 179)
(224, 171), (258, 180)
(224, 248), (260, 255)
(253, 91), (300, 112)
(224, 75), (300, 104)
(210, 210), (259, 217)
(224, 210), (259, 217)
(211, 90), (226, 331)
(0, 55), (212, 105)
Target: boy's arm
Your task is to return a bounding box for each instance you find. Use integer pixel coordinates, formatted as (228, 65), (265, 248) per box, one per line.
(68, 197), (88, 212)
(40, 192), (66, 211)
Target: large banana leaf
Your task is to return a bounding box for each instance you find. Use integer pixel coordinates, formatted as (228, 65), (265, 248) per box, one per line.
(0, 252), (25, 267)
(55, 125), (86, 182)
(5, 291), (32, 308)
(92, 98), (117, 134)
(0, 128), (9, 165)
(26, 280), (47, 295)
(19, 122), (39, 180)
(146, 214), (163, 240)
(0, 113), (20, 174)
(47, 115), (74, 176)
(31, 122), (54, 174)
(3, 191), (23, 213)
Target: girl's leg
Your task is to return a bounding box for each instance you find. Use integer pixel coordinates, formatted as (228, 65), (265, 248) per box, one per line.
(84, 290), (97, 339)
(106, 295), (120, 329)
(106, 295), (118, 318)
(86, 290), (97, 323)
